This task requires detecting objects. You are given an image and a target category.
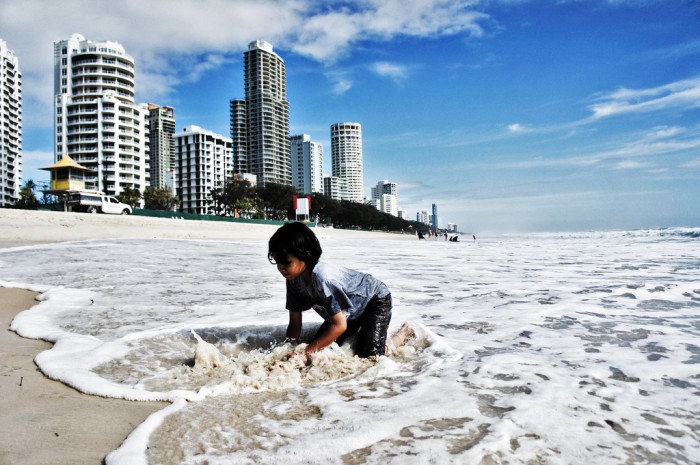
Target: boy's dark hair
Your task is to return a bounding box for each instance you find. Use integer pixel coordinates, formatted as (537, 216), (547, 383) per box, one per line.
(268, 222), (322, 267)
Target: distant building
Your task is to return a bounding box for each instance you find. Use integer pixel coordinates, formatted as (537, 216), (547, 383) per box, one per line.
(0, 39), (22, 207)
(236, 172), (257, 186)
(447, 222), (458, 232)
(398, 209), (408, 220)
(419, 209), (430, 225)
(54, 34), (149, 197)
(231, 40), (290, 187)
(323, 175), (343, 201)
(147, 104), (175, 189)
(290, 134), (323, 195)
(331, 122), (363, 202)
(432, 203), (438, 229)
(175, 125), (232, 215)
(371, 180), (398, 216)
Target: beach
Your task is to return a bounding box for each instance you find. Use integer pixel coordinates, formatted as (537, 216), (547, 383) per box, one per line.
(0, 209), (407, 465)
(1, 210), (698, 464)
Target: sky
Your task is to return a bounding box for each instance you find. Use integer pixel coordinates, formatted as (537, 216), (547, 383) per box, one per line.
(1, 0), (699, 233)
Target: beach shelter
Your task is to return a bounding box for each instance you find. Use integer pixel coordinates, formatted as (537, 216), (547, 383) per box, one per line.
(40, 155), (95, 194)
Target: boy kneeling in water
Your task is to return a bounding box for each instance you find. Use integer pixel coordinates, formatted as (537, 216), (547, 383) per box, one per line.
(268, 222), (414, 361)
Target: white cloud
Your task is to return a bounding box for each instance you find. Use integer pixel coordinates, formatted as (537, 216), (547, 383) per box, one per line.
(681, 158), (700, 169)
(332, 78), (354, 95)
(507, 123), (531, 134)
(370, 61), (409, 82)
(639, 39), (700, 61)
(288, 0), (489, 61)
(0, 0), (489, 120)
(613, 160), (649, 170)
(495, 124), (700, 171)
(587, 77), (700, 120)
(324, 69), (354, 95)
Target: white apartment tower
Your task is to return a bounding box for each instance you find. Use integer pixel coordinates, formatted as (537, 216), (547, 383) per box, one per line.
(371, 180), (398, 216)
(323, 175), (343, 201)
(331, 122), (363, 203)
(54, 34), (149, 196)
(0, 39), (22, 207)
(419, 209), (430, 225)
(175, 125), (232, 215)
(290, 134), (323, 195)
(148, 104), (175, 189)
(231, 40), (290, 187)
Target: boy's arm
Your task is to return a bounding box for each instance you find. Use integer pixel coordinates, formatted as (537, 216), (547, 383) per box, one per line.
(305, 311), (347, 357)
(286, 311), (302, 342)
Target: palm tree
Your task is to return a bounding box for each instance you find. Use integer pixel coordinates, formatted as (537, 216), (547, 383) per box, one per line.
(15, 180), (39, 210)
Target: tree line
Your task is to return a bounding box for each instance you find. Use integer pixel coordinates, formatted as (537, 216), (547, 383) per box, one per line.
(199, 178), (427, 233)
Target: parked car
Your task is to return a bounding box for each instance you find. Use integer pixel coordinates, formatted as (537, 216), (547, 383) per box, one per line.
(66, 191), (132, 215)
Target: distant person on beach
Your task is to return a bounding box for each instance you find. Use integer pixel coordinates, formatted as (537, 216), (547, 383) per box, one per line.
(268, 222), (415, 362)
(418, 231), (425, 240)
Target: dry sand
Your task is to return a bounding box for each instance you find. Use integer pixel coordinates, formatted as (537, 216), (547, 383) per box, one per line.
(0, 208), (407, 247)
(0, 209), (410, 465)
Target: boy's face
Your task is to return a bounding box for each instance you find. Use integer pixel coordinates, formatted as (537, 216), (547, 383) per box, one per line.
(276, 255), (307, 280)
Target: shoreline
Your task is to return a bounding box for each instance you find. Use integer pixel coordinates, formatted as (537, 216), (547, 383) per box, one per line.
(0, 209), (411, 464)
(0, 286), (168, 465)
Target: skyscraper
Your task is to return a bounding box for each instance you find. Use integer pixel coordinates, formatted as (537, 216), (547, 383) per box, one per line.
(371, 180), (398, 216)
(432, 203), (438, 230)
(230, 40), (290, 187)
(323, 176), (343, 201)
(331, 122), (363, 203)
(290, 134), (323, 195)
(54, 34), (149, 196)
(147, 104), (175, 189)
(0, 39), (22, 207)
(175, 125), (232, 215)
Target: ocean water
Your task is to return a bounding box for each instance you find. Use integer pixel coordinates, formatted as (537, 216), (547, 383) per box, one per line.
(1, 229), (699, 465)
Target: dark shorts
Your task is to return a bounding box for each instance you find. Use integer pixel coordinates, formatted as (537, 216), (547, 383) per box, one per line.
(314, 293), (393, 358)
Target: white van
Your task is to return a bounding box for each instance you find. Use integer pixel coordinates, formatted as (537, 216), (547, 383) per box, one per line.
(66, 191), (132, 215)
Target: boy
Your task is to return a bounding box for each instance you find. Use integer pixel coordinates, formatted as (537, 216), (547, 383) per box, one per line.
(268, 222), (413, 361)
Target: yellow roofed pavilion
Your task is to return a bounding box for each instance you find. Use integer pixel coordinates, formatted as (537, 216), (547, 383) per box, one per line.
(41, 155), (95, 194)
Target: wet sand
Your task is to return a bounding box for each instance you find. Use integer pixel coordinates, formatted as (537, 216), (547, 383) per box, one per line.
(0, 287), (167, 465)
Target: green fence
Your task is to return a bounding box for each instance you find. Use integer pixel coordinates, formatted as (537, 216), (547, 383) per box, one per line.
(131, 208), (314, 227)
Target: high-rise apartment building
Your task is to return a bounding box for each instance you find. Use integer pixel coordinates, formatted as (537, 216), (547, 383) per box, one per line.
(54, 34), (149, 197)
(323, 175), (343, 201)
(371, 180), (398, 216)
(0, 39), (22, 207)
(331, 122), (363, 203)
(230, 40), (290, 187)
(290, 134), (323, 195)
(419, 209), (430, 225)
(174, 125), (232, 215)
(147, 104), (175, 189)
(432, 203), (438, 229)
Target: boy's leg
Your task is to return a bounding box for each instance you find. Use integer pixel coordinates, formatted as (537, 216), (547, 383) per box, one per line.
(355, 294), (393, 357)
(390, 322), (416, 350)
(313, 317), (361, 346)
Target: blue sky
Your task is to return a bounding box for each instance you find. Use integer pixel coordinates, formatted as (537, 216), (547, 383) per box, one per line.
(2, 0), (699, 233)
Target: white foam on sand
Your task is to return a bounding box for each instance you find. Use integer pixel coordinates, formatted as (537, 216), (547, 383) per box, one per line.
(2, 229), (699, 464)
